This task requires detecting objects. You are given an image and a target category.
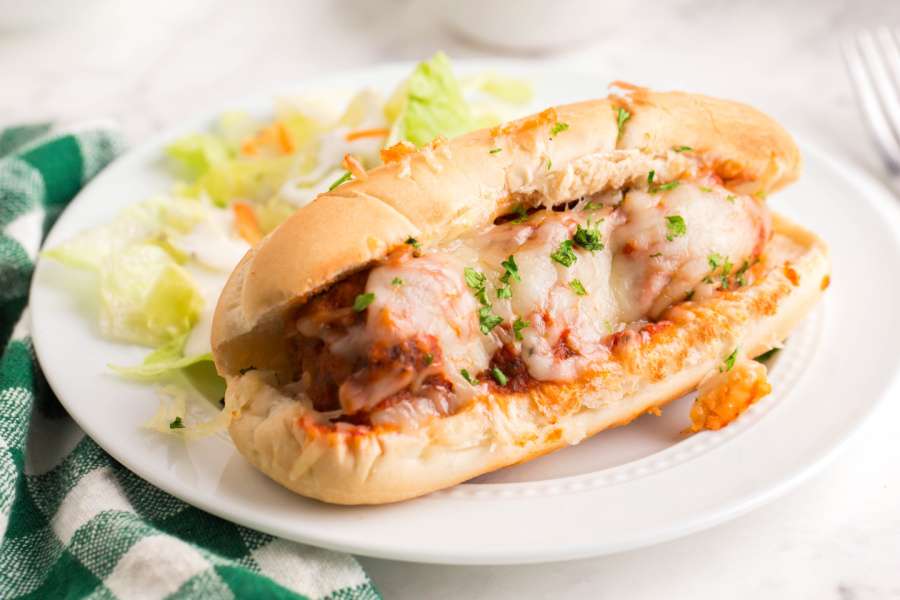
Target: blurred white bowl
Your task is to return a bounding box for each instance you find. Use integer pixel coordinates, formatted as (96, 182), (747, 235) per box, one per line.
(436, 0), (615, 53)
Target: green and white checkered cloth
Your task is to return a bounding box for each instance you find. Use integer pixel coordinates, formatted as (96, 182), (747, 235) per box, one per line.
(0, 124), (381, 599)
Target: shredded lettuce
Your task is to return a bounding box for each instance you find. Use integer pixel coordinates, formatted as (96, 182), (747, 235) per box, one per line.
(466, 73), (534, 105)
(99, 244), (203, 346)
(109, 333), (212, 381)
(386, 52), (475, 147)
(166, 134), (231, 180)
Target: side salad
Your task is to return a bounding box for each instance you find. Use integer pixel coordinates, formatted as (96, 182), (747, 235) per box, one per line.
(44, 53), (533, 437)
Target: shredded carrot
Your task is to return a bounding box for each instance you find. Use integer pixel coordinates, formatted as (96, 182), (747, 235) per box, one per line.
(380, 140), (417, 164)
(342, 153), (367, 181)
(276, 122), (294, 154)
(345, 127), (390, 142)
(233, 202), (263, 245)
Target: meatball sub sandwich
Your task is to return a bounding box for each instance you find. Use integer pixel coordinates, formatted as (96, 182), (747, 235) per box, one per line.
(211, 84), (830, 504)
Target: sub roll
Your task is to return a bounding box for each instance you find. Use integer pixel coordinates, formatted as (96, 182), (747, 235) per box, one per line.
(211, 84), (829, 505)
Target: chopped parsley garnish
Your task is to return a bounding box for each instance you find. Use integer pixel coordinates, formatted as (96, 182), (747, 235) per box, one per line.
(615, 107), (631, 139)
(461, 369), (477, 385)
(665, 215), (687, 241)
(513, 317), (530, 341)
(547, 158), (552, 171)
(352, 292), (375, 312)
(725, 194), (736, 203)
(550, 122), (570, 136)
(328, 171), (352, 191)
(673, 145), (693, 152)
(405, 237), (421, 251)
(699, 185), (713, 192)
(735, 260), (750, 287)
(647, 170), (680, 194)
(550, 239), (578, 267)
(512, 204), (529, 223)
(489, 147), (502, 154)
(650, 252), (663, 258)
(583, 201), (603, 211)
(478, 306), (503, 334)
(424, 353), (434, 366)
(169, 417), (185, 430)
(391, 277), (404, 286)
(721, 348), (738, 372)
(569, 279), (587, 296)
(491, 367), (509, 386)
(500, 255), (521, 284)
(464, 267), (487, 291)
(754, 347), (780, 363)
(573, 222), (604, 252)
(464, 267), (490, 306)
(497, 286), (512, 299)
(708, 252), (725, 270)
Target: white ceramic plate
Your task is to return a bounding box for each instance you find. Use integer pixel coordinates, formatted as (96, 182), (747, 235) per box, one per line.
(31, 63), (900, 565)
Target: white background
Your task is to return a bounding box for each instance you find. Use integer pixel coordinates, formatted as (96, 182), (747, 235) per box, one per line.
(3, 1), (899, 598)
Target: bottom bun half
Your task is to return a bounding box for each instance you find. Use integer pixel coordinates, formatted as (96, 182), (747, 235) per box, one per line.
(225, 212), (829, 505)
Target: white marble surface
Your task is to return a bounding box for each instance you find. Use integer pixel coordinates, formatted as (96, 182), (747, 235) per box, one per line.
(3, 1), (900, 598)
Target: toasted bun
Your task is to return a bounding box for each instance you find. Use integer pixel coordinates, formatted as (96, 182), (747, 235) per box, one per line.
(225, 214), (828, 504)
(211, 86), (801, 375)
(211, 86), (817, 505)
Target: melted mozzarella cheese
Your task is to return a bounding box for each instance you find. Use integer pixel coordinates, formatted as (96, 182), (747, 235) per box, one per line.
(302, 180), (771, 422)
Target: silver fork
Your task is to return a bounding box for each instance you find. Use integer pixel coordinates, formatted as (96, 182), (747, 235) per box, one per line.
(843, 28), (900, 194)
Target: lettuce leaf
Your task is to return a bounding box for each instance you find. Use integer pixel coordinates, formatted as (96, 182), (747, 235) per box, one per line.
(109, 333), (212, 381)
(386, 52), (475, 147)
(98, 244), (203, 346)
(166, 134), (231, 180)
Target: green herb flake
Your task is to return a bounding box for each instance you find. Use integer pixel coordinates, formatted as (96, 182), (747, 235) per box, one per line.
(491, 367), (509, 386)
(699, 185), (713, 193)
(405, 237), (421, 250)
(569, 279), (587, 296)
(708, 252), (724, 270)
(547, 158), (552, 171)
(424, 353), (434, 366)
(755, 347), (780, 363)
(721, 348), (738, 372)
(513, 317), (530, 341)
(550, 122), (570, 137)
(464, 267), (487, 292)
(461, 369), (477, 385)
(615, 107), (631, 139)
(489, 147), (502, 154)
(512, 204), (529, 223)
(352, 292), (375, 312)
(391, 277), (404, 286)
(550, 239), (578, 267)
(685, 290), (695, 301)
(169, 417), (185, 430)
(500, 255), (521, 284)
(673, 145), (693, 152)
(497, 285), (512, 299)
(478, 306), (503, 334)
(647, 170), (656, 186)
(573, 222), (604, 252)
(650, 252), (663, 258)
(583, 201), (603, 211)
(665, 215), (687, 241)
(656, 181), (681, 193)
(726, 194), (736, 203)
(328, 171), (352, 191)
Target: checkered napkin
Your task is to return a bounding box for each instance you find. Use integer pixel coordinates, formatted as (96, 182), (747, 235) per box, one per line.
(0, 124), (381, 599)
